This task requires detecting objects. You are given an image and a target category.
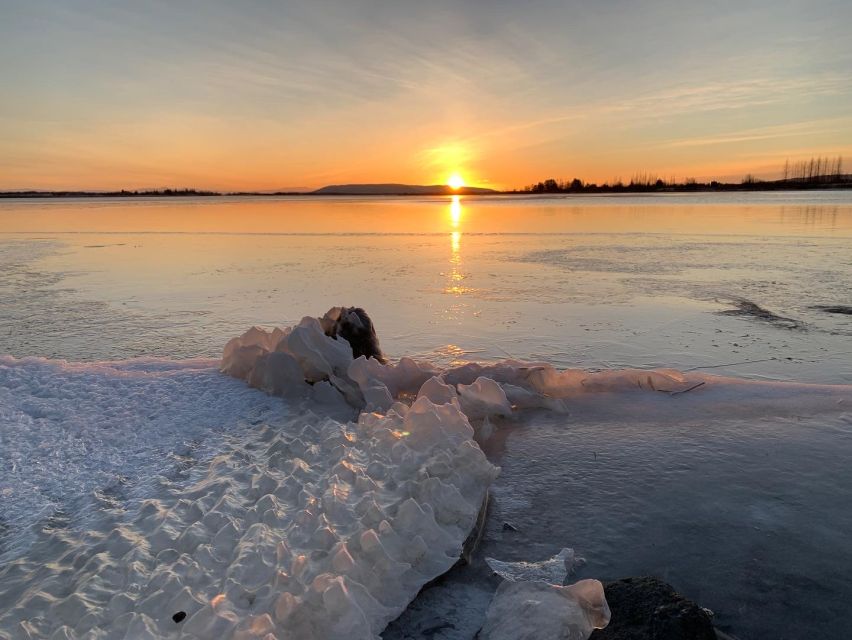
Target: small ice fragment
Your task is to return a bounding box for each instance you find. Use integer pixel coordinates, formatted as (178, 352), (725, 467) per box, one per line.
(457, 376), (512, 420)
(485, 548), (581, 584)
(416, 376), (459, 406)
(479, 579), (610, 640)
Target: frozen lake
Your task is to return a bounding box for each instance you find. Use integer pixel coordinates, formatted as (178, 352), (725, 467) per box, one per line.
(1, 192), (851, 381)
(1, 192), (852, 638)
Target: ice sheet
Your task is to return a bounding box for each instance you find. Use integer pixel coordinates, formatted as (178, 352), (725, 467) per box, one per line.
(485, 548), (582, 584)
(479, 579), (610, 640)
(3, 307), (852, 638)
(0, 351), (497, 638)
(0, 356), (280, 562)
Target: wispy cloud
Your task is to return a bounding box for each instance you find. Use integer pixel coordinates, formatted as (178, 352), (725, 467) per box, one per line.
(3, 0), (852, 189)
(613, 74), (851, 117)
(657, 116), (852, 149)
(466, 72), (852, 145)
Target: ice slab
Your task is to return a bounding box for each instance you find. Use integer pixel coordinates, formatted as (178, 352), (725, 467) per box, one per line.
(0, 362), (498, 638)
(479, 579), (610, 640)
(4, 306), (852, 639)
(222, 311), (852, 428)
(0, 355), (287, 561)
(457, 376), (512, 420)
(485, 548), (582, 584)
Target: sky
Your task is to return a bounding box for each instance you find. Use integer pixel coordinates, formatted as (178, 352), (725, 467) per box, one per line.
(2, 0), (851, 191)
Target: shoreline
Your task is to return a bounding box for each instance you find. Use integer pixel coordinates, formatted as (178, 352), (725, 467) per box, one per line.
(2, 183), (851, 199)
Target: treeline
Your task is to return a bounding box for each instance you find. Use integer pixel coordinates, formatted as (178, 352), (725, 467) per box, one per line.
(520, 156), (850, 193)
(0, 188), (221, 198)
(782, 156), (843, 183)
(522, 175), (728, 193)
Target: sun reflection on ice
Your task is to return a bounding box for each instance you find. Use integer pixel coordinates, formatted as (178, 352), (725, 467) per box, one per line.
(444, 196), (472, 297)
(450, 195), (462, 228)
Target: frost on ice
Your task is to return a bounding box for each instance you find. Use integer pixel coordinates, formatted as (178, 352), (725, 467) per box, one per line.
(0, 311), (499, 640)
(4, 307), (852, 639)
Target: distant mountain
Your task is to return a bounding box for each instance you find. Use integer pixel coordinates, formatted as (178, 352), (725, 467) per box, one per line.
(311, 183), (498, 195)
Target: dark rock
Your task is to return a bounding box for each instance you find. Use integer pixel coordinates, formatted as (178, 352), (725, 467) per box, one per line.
(590, 577), (716, 640)
(172, 611), (186, 623)
(717, 298), (803, 329)
(423, 622), (455, 636)
(321, 307), (385, 362)
(812, 305), (852, 315)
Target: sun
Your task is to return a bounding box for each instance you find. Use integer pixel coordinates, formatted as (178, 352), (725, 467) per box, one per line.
(447, 173), (465, 190)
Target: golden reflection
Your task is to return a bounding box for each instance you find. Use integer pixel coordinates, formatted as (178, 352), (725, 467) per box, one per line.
(450, 195), (462, 227)
(444, 196), (470, 296)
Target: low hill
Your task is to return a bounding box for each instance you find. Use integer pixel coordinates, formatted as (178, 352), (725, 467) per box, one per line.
(311, 183), (497, 195)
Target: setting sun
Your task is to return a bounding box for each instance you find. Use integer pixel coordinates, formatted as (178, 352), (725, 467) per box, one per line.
(448, 174), (465, 190)
(3, 3), (852, 639)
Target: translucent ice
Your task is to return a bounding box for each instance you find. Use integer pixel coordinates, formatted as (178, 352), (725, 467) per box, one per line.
(457, 376), (512, 420)
(485, 548), (583, 584)
(5, 307), (852, 639)
(479, 579), (610, 640)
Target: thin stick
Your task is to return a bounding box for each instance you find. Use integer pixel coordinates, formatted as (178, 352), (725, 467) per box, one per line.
(494, 344), (516, 359)
(668, 381), (706, 396)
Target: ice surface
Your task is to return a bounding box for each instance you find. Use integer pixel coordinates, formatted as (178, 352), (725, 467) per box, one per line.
(4, 305), (852, 638)
(485, 548), (582, 584)
(224, 313), (852, 427)
(0, 355), (293, 562)
(216, 311), (852, 639)
(479, 579), (610, 640)
(4, 195), (852, 386)
(0, 333), (498, 638)
(457, 377), (512, 420)
(222, 314), (441, 414)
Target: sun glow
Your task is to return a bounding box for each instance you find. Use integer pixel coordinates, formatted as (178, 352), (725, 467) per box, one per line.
(448, 173), (465, 190)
